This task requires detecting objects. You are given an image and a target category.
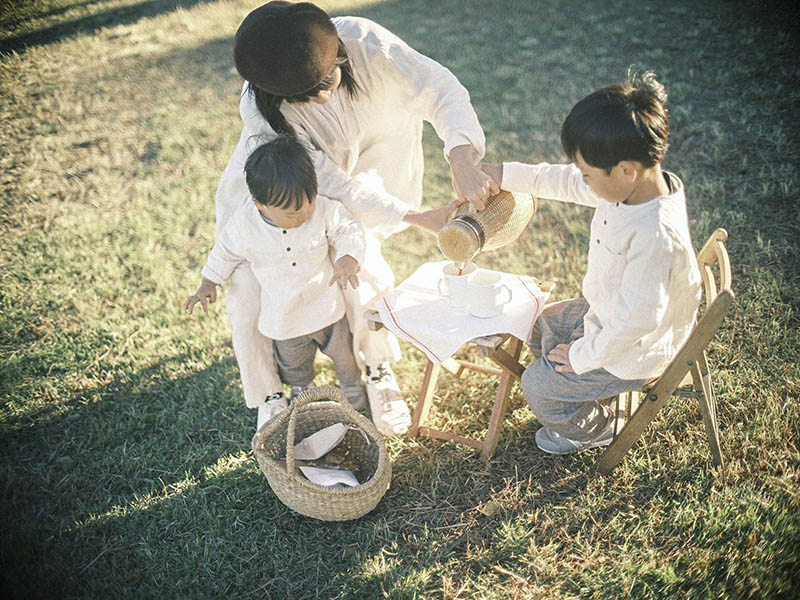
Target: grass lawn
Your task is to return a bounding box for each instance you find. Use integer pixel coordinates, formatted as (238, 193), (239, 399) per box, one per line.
(1, 0), (799, 598)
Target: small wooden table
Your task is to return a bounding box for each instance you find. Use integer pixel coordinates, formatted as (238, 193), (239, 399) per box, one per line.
(365, 310), (527, 461)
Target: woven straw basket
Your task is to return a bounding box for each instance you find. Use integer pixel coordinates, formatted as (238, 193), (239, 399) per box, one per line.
(252, 385), (391, 521)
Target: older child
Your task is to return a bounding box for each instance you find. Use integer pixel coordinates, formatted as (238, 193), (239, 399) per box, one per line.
(482, 70), (702, 454)
(185, 136), (367, 429)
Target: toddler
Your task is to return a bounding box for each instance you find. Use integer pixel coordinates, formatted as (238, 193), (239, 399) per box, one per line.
(185, 135), (367, 429)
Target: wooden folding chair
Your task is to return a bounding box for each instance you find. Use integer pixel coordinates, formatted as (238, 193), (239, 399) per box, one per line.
(596, 228), (734, 475)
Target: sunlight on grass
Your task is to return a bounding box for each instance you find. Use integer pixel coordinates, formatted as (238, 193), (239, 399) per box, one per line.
(201, 451), (251, 479)
(72, 452), (253, 533)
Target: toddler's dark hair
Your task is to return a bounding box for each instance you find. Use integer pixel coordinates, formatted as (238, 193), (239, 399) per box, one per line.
(561, 68), (669, 172)
(244, 135), (317, 210)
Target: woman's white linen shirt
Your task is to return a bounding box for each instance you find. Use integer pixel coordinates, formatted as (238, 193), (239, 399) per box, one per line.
(201, 196), (366, 341)
(502, 162), (702, 380)
(217, 16), (486, 236)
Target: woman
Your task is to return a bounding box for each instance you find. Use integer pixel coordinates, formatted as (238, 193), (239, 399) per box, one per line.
(214, 1), (497, 435)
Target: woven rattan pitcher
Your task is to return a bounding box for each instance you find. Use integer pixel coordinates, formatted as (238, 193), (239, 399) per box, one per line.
(437, 190), (537, 263)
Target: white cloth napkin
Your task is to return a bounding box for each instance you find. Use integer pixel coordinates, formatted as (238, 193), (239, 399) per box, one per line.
(377, 261), (550, 364)
(299, 466), (360, 487)
(293, 423), (349, 461)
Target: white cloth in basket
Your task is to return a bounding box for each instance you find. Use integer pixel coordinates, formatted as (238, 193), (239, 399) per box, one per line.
(299, 466), (360, 488)
(377, 261), (549, 364)
(293, 423), (349, 461)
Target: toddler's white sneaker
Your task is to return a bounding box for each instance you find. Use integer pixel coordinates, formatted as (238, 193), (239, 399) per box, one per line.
(256, 394), (288, 430)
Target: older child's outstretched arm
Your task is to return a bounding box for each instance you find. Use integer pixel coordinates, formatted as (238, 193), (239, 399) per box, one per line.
(184, 277), (218, 315)
(484, 162), (601, 208)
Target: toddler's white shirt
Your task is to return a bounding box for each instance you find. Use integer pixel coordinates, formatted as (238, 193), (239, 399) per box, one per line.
(502, 162), (702, 380)
(201, 196), (365, 341)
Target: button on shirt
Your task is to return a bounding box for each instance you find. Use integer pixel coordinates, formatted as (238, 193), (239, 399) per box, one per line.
(502, 162), (702, 380)
(202, 196), (365, 341)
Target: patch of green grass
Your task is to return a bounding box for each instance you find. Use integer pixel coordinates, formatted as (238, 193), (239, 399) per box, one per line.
(2, 0), (799, 598)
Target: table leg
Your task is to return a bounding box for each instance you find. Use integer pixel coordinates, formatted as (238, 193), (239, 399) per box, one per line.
(481, 336), (523, 461)
(409, 361), (441, 438)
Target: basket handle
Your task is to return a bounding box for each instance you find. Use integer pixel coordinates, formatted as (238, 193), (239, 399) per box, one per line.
(285, 385), (363, 476)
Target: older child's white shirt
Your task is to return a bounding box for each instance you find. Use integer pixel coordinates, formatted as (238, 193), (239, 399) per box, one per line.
(201, 196), (365, 341)
(502, 162), (702, 380)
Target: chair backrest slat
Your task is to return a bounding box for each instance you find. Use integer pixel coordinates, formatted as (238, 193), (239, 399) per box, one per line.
(701, 264), (718, 305)
(697, 228), (727, 265)
(714, 239), (732, 292)
(696, 228), (732, 310)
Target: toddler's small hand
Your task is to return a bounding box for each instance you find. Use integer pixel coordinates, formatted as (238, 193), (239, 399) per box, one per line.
(329, 255), (360, 290)
(184, 278), (218, 315)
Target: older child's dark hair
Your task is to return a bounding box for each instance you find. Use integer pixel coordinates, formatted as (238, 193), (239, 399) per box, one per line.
(244, 135), (317, 210)
(561, 69), (669, 172)
(246, 39), (359, 137)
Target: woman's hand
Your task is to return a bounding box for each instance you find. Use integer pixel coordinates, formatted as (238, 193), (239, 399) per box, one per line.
(448, 144), (499, 211)
(184, 277), (218, 315)
(547, 341), (575, 374)
(481, 163), (503, 189)
(402, 198), (461, 235)
(329, 255), (360, 289)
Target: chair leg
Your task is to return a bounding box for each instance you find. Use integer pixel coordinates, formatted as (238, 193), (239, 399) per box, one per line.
(409, 361), (441, 438)
(611, 390), (639, 437)
(629, 390), (640, 420)
(612, 394), (623, 436)
(692, 354), (724, 469)
(596, 386), (670, 475)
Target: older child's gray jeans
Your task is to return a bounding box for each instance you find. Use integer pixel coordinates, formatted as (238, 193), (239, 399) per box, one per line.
(522, 298), (649, 442)
(273, 316), (366, 407)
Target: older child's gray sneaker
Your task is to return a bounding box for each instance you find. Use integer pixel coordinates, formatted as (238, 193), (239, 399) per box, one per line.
(534, 420), (623, 455)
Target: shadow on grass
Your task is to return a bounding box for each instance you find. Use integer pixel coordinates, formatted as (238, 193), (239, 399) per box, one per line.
(0, 340), (635, 598)
(0, 0), (218, 55)
(0, 351), (248, 596)
(2, 0), (109, 29)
